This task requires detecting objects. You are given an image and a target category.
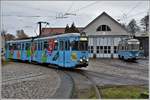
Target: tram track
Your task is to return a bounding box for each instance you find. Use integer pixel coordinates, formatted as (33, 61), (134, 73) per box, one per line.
(3, 60), (148, 98)
(46, 64), (101, 99)
(94, 59), (148, 73)
(64, 69), (101, 99)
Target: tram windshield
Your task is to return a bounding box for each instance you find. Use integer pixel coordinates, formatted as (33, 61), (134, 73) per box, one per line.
(128, 42), (139, 50)
(72, 41), (88, 51)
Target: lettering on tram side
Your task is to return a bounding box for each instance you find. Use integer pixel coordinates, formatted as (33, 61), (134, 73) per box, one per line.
(71, 52), (77, 61)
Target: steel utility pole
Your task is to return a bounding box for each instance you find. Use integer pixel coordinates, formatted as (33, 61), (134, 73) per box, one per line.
(37, 21), (49, 36)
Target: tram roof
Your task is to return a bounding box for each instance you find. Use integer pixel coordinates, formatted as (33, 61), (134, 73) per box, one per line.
(127, 38), (139, 42)
(6, 33), (81, 43)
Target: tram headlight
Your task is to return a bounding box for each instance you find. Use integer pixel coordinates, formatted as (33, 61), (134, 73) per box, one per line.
(86, 59), (89, 62)
(80, 59), (83, 62)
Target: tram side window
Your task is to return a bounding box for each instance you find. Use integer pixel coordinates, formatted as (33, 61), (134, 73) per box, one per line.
(13, 44), (17, 50)
(34, 43), (37, 50)
(9, 43), (13, 50)
(54, 41), (58, 50)
(22, 43), (24, 50)
(25, 43), (30, 50)
(65, 41), (70, 51)
(44, 41), (48, 49)
(41, 42), (43, 50)
(71, 41), (78, 51)
(59, 41), (64, 50)
(38, 42), (41, 50)
(104, 46), (107, 53)
(17, 43), (21, 50)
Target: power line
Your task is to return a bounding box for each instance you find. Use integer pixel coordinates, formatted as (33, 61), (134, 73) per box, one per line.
(118, 1), (142, 24)
(126, 1), (142, 16)
(65, 1), (74, 14)
(71, 1), (99, 13)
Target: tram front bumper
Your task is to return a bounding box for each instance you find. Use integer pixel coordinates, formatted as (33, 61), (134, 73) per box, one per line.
(77, 59), (88, 67)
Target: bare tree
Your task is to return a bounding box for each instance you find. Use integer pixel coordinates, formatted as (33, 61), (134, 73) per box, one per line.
(127, 19), (140, 37)
(4, 33), (16, 41)
(1, 30), (15, 40)
(16, 29), (29, 39)
(140, 15), (149, 33)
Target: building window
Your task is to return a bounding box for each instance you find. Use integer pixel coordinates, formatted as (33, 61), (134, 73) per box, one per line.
(91, 46), (93, 53)
(96, 46), (99, 53)
(104, 46), (107, 53)
(108, 46), (111, 53)
(96, 25), (111, 31)
(114, 46), (117, 53)
(100, 46), (103, 53)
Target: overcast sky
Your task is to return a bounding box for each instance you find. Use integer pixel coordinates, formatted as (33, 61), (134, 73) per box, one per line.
(1, 1), (149, 36)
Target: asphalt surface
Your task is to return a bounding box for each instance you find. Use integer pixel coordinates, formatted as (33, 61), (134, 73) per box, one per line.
(2, 58), (149, 98)
(83, 59), (148, 86)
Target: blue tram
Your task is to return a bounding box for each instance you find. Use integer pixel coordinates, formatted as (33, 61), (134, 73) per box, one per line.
(5, 33), (89, 68)
(118, 38), (143, 60)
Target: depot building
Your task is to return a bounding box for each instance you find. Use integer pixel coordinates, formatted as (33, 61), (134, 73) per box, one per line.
(41, 12), (129, 58)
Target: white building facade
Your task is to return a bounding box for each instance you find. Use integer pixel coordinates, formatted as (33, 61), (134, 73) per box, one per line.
(83, 12), (129, 58)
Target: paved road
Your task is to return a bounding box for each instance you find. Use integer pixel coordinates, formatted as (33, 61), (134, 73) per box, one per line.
(2, 59), (149, 98)
(2, 62), (61, 99)
(83, 59), (148, 86)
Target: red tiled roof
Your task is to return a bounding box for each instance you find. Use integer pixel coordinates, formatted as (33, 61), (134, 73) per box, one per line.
(41, 27), (84, 36)
(41, 28), (65, 36)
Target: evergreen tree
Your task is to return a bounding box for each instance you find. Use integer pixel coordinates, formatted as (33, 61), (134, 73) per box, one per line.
(69, 22), (80, 33)
(65, 24), (70, 33)
(70, 22), (76, 33)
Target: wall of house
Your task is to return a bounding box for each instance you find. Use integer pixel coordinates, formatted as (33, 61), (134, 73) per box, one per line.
(83, 14), (128, 36)
(83, 13), (129, 58)
(88, 35), (128, 58)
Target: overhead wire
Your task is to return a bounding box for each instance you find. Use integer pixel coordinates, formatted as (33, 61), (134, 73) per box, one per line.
(70, 1), (99, 13)
(118, 1), (143, 23)
(65, 1), (74, 14)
